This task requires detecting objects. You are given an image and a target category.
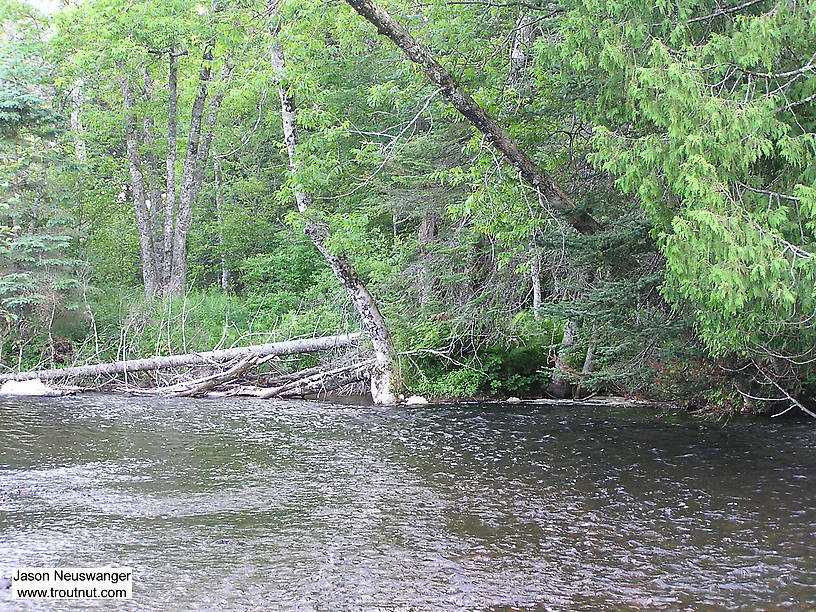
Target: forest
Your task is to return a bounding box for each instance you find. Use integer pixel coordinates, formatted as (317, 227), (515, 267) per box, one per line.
(1, 0), (815, 415)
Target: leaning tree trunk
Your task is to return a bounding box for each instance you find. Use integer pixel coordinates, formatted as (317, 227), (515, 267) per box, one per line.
(269, 26), (399, 404)
(343, 0), (601, 235)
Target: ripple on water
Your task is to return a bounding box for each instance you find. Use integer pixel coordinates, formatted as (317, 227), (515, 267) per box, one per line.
(0, 394), (814, 611)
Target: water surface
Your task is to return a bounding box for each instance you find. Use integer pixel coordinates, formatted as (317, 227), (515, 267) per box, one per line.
(0, 395), (814, 610)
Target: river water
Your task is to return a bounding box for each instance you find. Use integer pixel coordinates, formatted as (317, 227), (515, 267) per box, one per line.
(0, 395), (814, 610)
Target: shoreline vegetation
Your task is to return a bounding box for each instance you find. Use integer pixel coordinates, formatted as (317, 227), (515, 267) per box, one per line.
(2, 0), (815, 419)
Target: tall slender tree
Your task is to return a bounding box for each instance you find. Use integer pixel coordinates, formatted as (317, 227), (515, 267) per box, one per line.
(269, 11), (400, 404)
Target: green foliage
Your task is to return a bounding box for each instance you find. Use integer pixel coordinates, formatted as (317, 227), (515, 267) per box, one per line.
(553, 0), (816, 365)
(4, 0), (814, 411)
(79, 286), (354, 365)
(397, 310), (557, 399)
(411, 366), (484, 399)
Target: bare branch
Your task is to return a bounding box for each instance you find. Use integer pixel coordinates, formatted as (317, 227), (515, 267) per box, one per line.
(774, 92), (816, 114)
(687, 0), (768, 24)
(753, 358), (816, 419)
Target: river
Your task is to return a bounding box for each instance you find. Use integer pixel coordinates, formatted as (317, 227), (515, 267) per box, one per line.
(0, 395), (814, 610)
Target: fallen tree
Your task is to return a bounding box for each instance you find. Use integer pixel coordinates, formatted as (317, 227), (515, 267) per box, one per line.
(149, 355), (262, 397)
(119, 355), (373, 399)
(251, 358), (375, 399)
(0, 333), (361, 383)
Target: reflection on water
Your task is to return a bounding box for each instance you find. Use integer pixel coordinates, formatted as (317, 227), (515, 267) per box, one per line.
(0, 394), (814, 610)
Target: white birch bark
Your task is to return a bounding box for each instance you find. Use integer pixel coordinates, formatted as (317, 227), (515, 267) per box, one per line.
(0, 334), (361, 383)
(70, 79), (87, 163)
(530, 250), (542, 319)
(269, 28), (399, 404)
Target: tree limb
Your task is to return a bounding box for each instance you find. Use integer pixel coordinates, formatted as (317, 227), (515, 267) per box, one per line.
(343, 0), (602, 234)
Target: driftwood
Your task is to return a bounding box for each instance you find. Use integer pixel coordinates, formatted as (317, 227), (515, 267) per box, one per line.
(130, 356), (374, 399)
(0, 333), (361, 383)
(130, 355), (263, 397)
(253, 358), (375, 398)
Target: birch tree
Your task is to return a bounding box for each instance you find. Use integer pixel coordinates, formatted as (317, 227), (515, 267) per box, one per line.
(55, 0), (239, 297)
(269, 12), (400, 404)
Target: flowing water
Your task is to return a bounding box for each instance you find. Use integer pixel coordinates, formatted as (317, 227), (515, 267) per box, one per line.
(0, 394), (814, 610)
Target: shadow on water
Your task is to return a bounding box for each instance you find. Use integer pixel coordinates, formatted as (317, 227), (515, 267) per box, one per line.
(0, 394), (814, 610)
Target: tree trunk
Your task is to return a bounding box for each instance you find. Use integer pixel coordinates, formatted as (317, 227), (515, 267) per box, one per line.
(169, 50), (231, 297)
(168, 47), (213, 296)
(0, 334), (361, 383)
(142, 68), (166, 275)
(70, 79), (87, 163)
(117, 66), (159, 297)
(574, 327), (597, 399)
(530, 250), (542, 319)
(213, 149), (230, 291)
(270, 27), (399, 404)
(164, 50), (179, 290)
(547, 319), (577, 398)
(343, 0), (601, 234)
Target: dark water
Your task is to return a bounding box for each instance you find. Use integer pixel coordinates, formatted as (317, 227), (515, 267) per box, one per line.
(0, 395), (814, 611)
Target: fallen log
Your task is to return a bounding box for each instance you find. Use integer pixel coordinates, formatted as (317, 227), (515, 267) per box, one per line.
(0, 333), (361, 383)
(129, 355), (263, 397)
(257, 358), (375, 398)
(250, 355), (361, 386)
(228, 358), (375, 399)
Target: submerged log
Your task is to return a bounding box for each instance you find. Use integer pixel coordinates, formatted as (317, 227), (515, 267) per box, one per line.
(0, 333), (361, 383)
